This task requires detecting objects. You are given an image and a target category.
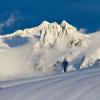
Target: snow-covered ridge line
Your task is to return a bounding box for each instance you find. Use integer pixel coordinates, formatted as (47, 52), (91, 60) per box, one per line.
(0, 20), (87, 49)
(0, 20), (78, 39)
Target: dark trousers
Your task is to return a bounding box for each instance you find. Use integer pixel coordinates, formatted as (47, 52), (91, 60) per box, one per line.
(64, 67), (67, 72)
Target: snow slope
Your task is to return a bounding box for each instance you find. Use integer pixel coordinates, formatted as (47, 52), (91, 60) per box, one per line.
(0, 66), (100, 100)
(0, 20), (100, 80)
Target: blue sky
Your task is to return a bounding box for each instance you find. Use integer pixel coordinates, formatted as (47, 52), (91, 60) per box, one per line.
(0, 0), (100, 34)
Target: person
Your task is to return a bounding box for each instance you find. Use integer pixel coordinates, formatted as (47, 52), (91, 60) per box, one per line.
(62, 58), (68, 72)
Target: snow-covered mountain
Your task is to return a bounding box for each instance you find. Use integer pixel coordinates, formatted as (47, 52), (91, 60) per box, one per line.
(0, 20), (100, 80)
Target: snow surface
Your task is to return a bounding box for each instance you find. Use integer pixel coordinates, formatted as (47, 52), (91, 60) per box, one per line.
(0, 21), (100, 80)
(0, 67), (100, 100)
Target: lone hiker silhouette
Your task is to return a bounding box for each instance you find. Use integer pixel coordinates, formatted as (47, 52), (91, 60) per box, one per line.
(62, 58), (68, 72)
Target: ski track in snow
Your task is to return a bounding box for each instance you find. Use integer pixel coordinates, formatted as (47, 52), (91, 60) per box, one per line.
(0, 67), (100, 100)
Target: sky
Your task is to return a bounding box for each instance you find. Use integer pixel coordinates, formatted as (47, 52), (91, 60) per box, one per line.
(0, 0), (100, 34)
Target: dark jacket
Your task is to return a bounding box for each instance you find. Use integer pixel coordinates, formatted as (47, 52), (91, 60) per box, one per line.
(62, 60), (68, 68)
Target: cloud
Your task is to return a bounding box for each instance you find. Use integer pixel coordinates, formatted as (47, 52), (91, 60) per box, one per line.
(6, 14), (17, 27)
(79, 28), (87, 33)
(0, 11), (21, 33)
(0, 23), (5, 33)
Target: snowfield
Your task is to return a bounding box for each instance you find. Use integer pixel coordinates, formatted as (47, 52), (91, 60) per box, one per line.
(0, 67), (100, 100)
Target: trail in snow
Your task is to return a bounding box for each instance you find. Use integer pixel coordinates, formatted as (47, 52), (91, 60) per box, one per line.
(0, 67), (100, 100)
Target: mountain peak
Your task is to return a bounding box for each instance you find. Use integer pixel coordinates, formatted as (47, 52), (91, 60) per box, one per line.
(61, 20), (77, 32)
(40, 21), (50, 27)
(61, 20), (69, 26)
